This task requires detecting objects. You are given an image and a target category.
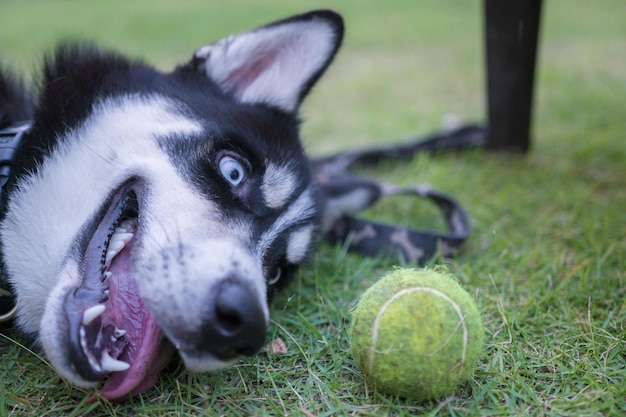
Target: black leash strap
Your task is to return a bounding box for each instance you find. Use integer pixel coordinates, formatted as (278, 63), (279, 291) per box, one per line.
(314, 123), (484, 264)
(0, 122), (30, 323)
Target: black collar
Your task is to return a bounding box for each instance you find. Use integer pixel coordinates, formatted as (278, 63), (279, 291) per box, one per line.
(0, 121), (30, 193)
(0, 121), (30, 323)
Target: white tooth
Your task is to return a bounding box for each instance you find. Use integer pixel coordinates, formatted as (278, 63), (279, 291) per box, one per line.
(103, 289), (110, 297)
(105, 239), (128, 266)
(105, 249), (119, 266)
(100, 352), (130, 372)
(80, 326), (102, 372)
(105, 251), (115, 267)
(82, 304), (106, 326)
(105, 225), (135, 267)
(109, 239), (125, 253)
(113, 232), (134, 244)
(79, 326), (88, 351)
(114, 328), (126, 338)
(103, 271), (113, 280)
(116, 219), (136, 233)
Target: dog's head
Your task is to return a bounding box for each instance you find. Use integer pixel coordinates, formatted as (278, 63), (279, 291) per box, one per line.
(1, 10), (343, 400)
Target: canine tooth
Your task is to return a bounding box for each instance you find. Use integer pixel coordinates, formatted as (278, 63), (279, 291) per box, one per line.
(100, 352), (130, 372)
(103, 271), (113, 280)
(114, 328), (126, 338)
(82, 304), (106, 326)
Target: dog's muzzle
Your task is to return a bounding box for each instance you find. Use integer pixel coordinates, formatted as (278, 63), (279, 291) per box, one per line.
(56, 183), (270, 400)
(175, 278), (268, 372)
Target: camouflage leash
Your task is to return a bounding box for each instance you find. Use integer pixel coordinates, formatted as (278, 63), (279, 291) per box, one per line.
(314, 123), (484, 264)
(0, 123), (485, 325)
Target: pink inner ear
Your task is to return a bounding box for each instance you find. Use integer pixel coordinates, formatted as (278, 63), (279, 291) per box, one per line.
(225, 50), (280, 99)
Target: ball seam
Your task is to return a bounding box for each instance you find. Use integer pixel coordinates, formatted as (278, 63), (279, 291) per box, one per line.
(367, 286), (469, 376)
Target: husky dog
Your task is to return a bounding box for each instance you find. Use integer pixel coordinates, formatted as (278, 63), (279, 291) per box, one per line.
(0, 10), (343, 400)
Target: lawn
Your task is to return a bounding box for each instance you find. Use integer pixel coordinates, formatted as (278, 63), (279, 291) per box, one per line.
(1, 1), (624, 416)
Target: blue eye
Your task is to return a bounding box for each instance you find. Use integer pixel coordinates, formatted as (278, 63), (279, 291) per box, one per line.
(219, 156), (246, 186)
(268, 268), (282, 286)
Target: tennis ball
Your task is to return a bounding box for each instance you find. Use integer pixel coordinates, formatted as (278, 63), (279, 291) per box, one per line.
(350, 267), (484, 401)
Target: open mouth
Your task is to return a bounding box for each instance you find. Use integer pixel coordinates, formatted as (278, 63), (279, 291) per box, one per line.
(64, 187), (175, 401)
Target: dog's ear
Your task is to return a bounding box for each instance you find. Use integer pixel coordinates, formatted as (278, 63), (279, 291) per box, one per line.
(189, 10), (343, 113)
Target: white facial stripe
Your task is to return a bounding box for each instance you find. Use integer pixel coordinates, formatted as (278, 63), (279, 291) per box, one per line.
(2, 94), (203, 334)
(261, 163), (298, 209)
(286, 224), (315, 263)
(257, 187), (316, 256)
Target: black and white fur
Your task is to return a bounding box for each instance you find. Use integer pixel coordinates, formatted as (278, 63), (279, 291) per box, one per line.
(0, 10), (343, 400)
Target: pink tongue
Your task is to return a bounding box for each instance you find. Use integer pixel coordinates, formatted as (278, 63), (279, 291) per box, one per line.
(96, 240), (174, 401)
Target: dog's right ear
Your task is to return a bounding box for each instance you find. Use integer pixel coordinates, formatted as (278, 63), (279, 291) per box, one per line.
(188, 10), (343, 113)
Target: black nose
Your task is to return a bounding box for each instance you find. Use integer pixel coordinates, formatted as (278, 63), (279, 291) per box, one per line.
(199, 280), (267, 359)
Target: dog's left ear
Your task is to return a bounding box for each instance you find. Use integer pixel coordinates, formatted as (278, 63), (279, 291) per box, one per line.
(189, 10), (344, 113)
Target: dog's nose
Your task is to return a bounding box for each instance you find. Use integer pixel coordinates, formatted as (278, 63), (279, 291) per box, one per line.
(200, 280), (267, 359)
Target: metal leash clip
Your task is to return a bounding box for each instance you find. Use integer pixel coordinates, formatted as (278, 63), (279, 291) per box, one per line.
(0, 287), (17, 322)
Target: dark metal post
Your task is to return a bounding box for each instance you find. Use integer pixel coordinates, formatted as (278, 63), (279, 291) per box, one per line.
(484, 0), (543, 153)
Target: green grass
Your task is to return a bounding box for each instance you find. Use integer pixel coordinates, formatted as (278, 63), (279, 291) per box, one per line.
(1, 1), (625, 416)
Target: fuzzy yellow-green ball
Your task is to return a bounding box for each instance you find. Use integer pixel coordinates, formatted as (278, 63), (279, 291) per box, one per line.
(350, 268), (484, 401)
